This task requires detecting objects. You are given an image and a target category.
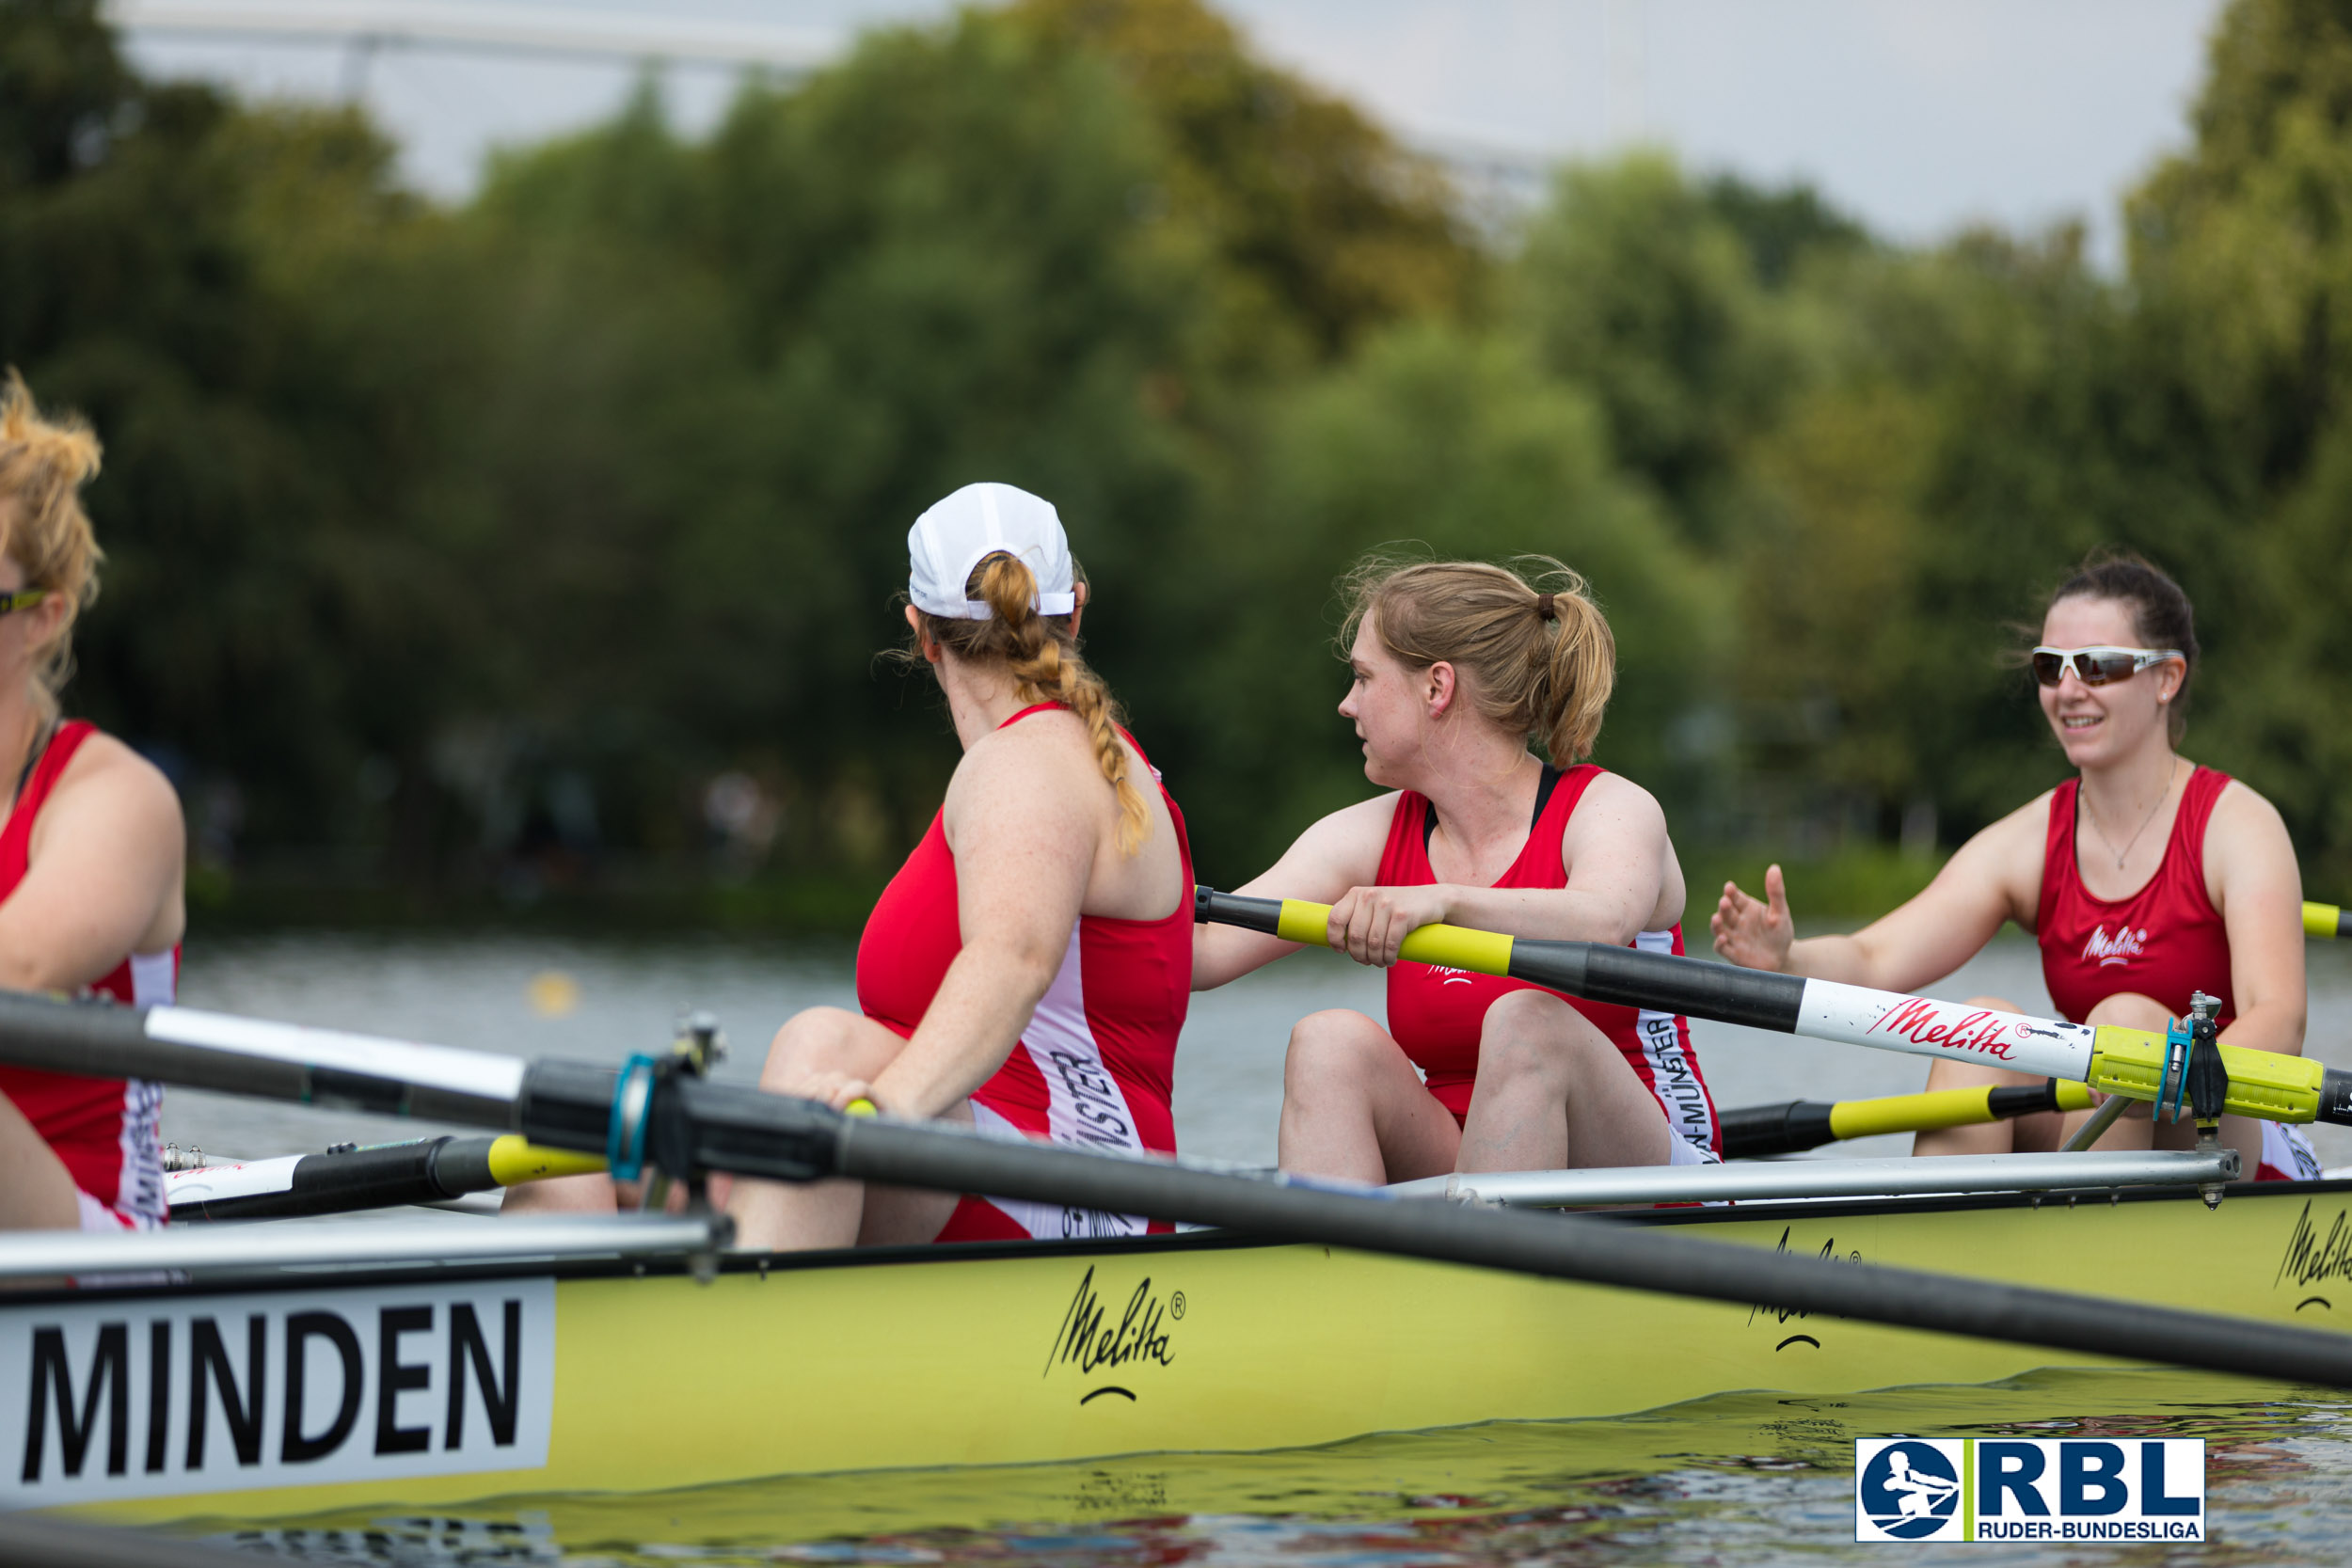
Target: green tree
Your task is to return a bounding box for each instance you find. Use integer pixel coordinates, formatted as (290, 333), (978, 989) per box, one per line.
(1172, 321), (1722, 879)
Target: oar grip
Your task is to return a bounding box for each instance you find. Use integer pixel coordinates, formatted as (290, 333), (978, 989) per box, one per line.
(1194, 887), (1517, 974)
(2306, 901), (2344, 939)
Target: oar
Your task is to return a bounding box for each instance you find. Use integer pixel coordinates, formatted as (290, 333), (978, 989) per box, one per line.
(1720, 1079), (2096, 1159)
(0, 990), (2349, 1386)
(2309, 901), (2346, 939)
(167, 1134), (606, 1222)
(1195, 888), (2352, 1148)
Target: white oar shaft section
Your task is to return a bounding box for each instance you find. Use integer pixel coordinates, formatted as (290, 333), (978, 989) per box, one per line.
(1792, 979), (2096, 1081)
(0, 991), (525, 1127)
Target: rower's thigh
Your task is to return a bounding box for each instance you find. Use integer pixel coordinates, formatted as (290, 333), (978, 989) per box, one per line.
(1479, 990), (1673, 1166)
(758, 1006), (910, 1087)
(0, 1092), (83, 1230)
(1283, 1009), (1457, 1180)
(856, 1099), (973, 1245)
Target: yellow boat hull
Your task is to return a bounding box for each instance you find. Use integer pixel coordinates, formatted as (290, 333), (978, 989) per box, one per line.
(37, 1180), (2352, 1525)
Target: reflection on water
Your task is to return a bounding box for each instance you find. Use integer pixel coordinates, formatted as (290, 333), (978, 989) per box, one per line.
(182, 1371), (2352, 1565)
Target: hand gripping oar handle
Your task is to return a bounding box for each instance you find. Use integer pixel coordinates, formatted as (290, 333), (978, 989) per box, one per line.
(8, 986), (2352, 1386)
(1195, 887), (2352, 1130)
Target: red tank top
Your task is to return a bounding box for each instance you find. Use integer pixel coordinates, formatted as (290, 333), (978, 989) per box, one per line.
(0, 721), (175, 1220)
(2037, 766), (2237, 1026)
(1377, 764), (1719, 1160)
(855, 705), (1193, 1240)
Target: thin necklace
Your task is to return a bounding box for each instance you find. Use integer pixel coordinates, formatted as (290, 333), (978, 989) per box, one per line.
(2084, 757), (2181, 872)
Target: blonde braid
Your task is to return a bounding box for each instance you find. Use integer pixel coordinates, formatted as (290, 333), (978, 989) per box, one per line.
(959, 554), (1152, 856)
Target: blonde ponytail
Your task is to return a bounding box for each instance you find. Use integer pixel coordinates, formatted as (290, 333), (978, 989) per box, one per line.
(0, 371), (104, 721)
(1339, 553), (1615, 762)
(910, 551), (1152, 855)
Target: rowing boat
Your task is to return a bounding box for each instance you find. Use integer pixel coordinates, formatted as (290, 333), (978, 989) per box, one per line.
(6, 1171), (2348, 1526)
(7, 892), (2352, 1527)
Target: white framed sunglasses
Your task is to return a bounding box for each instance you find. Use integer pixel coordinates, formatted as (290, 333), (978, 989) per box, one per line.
(2030, 645), (2182, 688)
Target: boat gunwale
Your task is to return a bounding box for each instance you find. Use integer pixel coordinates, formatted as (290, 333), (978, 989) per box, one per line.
(8, 1175), (2348, 1309)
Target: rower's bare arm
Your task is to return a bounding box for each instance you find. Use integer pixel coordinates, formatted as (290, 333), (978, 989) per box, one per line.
(1437, 773), (1680, 945)
(1715, 798), (2043, 991)
(872, 732), (1097, 1119)
(0, 738), (183, 993)
(1192, 793), (1395, 990)
(2207, 781), (2306, 1057)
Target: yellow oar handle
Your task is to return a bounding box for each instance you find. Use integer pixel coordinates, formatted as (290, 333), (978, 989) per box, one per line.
(483, 1135), (608, 1187)
(2308, 901), (2345, 939)
(1267, 897), (1518, 975)
(1825, 1080), (2094, 1142)
(2089, 1026), (2328, 1123)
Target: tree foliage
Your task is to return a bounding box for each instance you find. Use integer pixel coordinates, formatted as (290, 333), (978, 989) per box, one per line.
(12, 0), (2352, 912)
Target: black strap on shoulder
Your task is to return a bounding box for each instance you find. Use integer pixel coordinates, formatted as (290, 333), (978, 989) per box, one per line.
(1423, 763), (1565, 850)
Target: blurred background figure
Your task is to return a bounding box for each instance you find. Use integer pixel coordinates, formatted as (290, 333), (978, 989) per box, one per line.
(0, 372), (184, 1231)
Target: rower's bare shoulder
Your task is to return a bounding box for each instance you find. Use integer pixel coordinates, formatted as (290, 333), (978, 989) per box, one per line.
(1572, 769), (1666, 828)
(46, 733), (183, 843)
(2207, 775), (2290, 840)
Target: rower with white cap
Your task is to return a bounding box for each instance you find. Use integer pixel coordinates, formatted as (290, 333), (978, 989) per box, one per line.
(715, 483), (1197, 1249)
(510, 483), (1194, 1242)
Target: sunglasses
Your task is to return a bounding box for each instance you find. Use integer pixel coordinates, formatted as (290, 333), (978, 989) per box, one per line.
(0, 589), (45, 617)
(2030, 645), (2182, 688)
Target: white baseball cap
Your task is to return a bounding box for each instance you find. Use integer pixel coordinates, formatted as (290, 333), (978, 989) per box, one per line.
(907, 483), (1077, 621)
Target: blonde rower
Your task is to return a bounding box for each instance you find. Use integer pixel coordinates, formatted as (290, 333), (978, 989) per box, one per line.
(1195, 557), (1719, 1185)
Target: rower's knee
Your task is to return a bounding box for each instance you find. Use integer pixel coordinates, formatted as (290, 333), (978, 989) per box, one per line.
(758, 1006), (869, 1089)
(2084, 991), (2170, 1032)
(1477, 990), (1598, 1090)
(1284, 1010), (1390, 1096)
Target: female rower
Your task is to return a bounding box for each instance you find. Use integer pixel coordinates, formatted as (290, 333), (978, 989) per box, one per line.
(515, 483), (1194, 1245)
(1194, 557), (1719, 1185)
(0, 372), (184, 1231)
(1709, 553), (2314, 1179)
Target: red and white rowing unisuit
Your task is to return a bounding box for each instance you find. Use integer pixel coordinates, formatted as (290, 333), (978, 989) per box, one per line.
(855, 704), (1194, 1243)
(1377, 764), (1721, 1164)
(0, 721), (174, 1230)
(2038, 765), (2319, 1182)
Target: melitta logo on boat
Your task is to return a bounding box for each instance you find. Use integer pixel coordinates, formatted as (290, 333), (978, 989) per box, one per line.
(2081, 925), (2151, 968)
(1045, 1266), (1179, 1406)
(1854, 1438), (2203, 1544)
(0, 1280), (553, 1508)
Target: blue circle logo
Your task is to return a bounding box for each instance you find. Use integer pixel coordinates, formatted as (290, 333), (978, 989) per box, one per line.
(1860, 1442), (1961, 1539)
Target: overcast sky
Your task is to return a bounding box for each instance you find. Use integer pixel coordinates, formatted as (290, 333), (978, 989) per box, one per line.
(121, 0), (2228, 267)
